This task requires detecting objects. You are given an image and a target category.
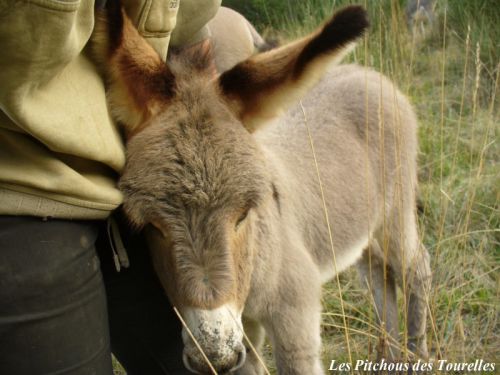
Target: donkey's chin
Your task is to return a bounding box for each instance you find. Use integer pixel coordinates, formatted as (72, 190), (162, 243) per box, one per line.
(183, 343), (246, 374)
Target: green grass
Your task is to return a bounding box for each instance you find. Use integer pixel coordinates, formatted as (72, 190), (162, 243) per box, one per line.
(238, 0), (499, 372)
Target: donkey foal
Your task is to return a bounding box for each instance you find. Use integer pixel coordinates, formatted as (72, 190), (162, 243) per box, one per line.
(93, 3), (431, 374)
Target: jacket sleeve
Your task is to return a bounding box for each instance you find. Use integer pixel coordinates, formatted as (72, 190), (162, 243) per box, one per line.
(170, 0), (221, 47)
(122, 0), (180, 60)
(0, 0), (95, 111)
(0, 0), (178, 118)
(0, 0), (126, 217)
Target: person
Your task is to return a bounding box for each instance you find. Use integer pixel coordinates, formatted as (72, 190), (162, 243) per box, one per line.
(0, 0), (222, 374)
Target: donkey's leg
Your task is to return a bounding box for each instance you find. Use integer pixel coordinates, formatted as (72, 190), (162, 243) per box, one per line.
(266, 306), (323, 375)
(403, 244), (431, 359)
(237, 317), (266, 375)
(357, 240), (399, 360)
(263, 269), (324, 375)
(388, 219), (431, 359)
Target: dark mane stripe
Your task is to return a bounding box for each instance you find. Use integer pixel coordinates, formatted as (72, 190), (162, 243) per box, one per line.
(104, 0), (124, 56)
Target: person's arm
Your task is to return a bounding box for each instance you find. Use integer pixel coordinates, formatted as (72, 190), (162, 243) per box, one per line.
(121, 0), (180, 61)
(0, 1), (95, 112)
(120, 0), (221, 67)
(169, 0), (221, 50)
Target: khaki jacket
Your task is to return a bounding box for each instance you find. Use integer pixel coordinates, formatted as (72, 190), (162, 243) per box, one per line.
(0, 0), (220, 219)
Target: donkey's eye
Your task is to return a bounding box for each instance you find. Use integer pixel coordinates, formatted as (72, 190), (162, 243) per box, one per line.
(235, 209), (250, 229)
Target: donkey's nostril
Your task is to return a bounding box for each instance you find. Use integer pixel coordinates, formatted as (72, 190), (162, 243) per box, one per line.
(232, 346), (247, 371)
(182, 345), (246, 374)
(182, 351), (203, 374)
(218, 347), (246, 373)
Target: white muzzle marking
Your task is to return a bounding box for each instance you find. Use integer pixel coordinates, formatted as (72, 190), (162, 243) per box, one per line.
(181, 304), (245, 373)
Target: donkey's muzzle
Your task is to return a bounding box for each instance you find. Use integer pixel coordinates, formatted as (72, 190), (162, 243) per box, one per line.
(181, 304), (245, 373)
(183, 343), (246, 374)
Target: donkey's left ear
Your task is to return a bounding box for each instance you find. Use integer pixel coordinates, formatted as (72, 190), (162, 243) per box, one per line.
(92, 1), (176, 139)
(218, 6), (368, 133)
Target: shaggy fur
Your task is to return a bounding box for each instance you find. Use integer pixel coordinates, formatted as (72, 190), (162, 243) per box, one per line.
(92, 3), (431, 374)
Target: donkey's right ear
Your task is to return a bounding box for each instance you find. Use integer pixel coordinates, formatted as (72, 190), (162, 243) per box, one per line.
(218, 6), (368, 133)
(91, 1), (176, 139)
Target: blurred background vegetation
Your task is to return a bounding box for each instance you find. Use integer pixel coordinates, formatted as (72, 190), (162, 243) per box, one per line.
(220, 0), (499, 372)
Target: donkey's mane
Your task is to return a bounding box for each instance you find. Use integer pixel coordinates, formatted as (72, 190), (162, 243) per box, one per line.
(167, 44), (215, 76)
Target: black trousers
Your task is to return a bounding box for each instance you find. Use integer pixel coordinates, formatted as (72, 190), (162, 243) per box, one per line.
(0, 215), (190, 375)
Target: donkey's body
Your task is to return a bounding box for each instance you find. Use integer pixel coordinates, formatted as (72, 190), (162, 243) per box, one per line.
(93, 4), (431, 374)
(231, 66), (430, 373)
(256, 64), (417, 279)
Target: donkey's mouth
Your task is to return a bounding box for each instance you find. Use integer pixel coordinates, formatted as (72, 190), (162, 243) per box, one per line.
(182, 343), (246, 374)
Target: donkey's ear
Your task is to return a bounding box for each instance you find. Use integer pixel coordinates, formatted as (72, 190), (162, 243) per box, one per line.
(218, 6), (368, 133)
(92, 1), (176, 139)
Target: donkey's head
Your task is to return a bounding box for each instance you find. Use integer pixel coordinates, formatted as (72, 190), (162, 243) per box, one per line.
(94, 3), (368, 373)
(121, 77), (269, 372)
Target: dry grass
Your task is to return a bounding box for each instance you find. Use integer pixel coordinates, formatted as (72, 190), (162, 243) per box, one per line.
(248, 0), (499, 372)
(268, 0), (499, 371)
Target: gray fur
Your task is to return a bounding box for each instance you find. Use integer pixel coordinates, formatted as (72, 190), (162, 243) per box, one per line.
(120, 64), (431, 374)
